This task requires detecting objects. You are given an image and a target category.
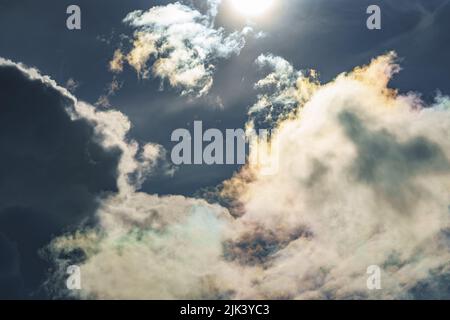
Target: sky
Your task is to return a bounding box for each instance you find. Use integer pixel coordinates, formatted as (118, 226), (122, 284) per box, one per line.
(0, 0), (450, 299)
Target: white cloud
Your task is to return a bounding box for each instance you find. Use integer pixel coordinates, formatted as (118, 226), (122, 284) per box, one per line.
(50, 193), (247, 299)
(111, 1), (251, 97)
(226, 52), (450, 299)
(45, 52), (450, 299)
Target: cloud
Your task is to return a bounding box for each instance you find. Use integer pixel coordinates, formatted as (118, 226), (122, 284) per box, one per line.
(48, 193), (243, 299)
(110, 1), (251, 97)
(225, 52), (450, 299)
(95, 77), (123, 108)
(249, 54), (319, 129)
(46, 52), (450, 299)
(65, 78), (80, 93)
(0, 58), (118, 298)
(109, 49), (125, 74)
(0, 58), (167, 298)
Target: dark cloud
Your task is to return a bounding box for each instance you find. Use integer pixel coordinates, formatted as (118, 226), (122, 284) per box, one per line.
(0, 63), (120, 298)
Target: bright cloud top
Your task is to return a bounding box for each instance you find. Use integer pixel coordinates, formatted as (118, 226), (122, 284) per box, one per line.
(110, 1), (251, 97)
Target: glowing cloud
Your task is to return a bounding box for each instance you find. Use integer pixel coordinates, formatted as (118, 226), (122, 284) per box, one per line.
(48, 52), (450, 299)
(110, 1), (251, 97)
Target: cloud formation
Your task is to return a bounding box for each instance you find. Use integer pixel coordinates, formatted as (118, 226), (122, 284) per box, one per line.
(110, 1), (250, 97)
(249, 54), (319, 129)
(226, 52), (450, 299)
(47, 52), (450, 299)
(0, 58), (167, 298)
(0, 58), (119, 298)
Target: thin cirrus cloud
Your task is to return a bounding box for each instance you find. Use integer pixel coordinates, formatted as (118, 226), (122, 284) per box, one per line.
(46, 52), (450, 299)
(110, 0), (252, 97)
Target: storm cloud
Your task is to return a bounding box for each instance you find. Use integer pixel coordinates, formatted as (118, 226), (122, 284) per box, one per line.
(0, 58), (166, 299)
(0, 58), (120, 298)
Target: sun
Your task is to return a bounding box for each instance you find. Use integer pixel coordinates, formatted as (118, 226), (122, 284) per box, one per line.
(230, 0), (275, 17)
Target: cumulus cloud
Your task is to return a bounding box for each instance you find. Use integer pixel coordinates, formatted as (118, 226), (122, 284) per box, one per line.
(47, 52), (450, 300)
(0, 58), (168, 298)
(225, 52), (450, 299)
(110, 1), (251, 97)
